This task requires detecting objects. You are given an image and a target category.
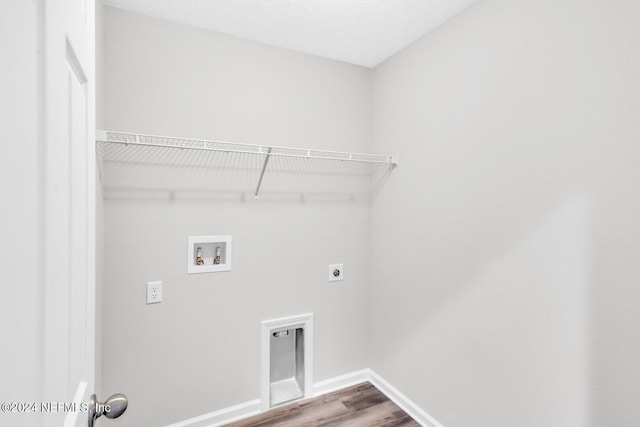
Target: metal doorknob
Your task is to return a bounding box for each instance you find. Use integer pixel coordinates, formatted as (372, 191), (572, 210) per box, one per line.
(88, 393), (128, 426)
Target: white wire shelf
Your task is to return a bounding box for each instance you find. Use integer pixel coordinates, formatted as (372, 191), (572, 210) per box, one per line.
(96, 130), (398, 165)
(96, 130), (398, 200)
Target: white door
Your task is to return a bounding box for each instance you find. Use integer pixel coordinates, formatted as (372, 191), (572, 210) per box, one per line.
(41, 1), (97, 426)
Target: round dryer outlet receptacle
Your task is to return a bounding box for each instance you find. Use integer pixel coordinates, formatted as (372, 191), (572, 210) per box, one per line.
(328, 264), (343, 282)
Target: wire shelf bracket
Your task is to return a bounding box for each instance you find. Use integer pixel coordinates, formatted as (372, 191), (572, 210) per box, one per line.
(254, 147), (272, 201)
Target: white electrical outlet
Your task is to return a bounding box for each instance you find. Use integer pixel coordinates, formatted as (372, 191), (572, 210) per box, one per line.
(329, 264), (344, 282)
(146, 281), (162, 304)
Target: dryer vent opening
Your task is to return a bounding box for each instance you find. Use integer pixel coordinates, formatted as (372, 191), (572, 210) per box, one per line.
(270, 327), (304, 406)
(261, 314), (313, 410)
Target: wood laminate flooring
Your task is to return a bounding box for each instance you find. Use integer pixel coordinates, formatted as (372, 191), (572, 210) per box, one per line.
(225, 382), (420, 427)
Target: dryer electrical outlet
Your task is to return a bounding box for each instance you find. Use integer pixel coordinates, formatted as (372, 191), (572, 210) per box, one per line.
(146, 281), (163, 304)
(328, 264), (344, 282)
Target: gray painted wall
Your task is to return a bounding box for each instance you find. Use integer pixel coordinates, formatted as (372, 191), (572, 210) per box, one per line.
(100, 2), (640, 426)
(101, 7), (372, 426)
(370, 0), (640, 426)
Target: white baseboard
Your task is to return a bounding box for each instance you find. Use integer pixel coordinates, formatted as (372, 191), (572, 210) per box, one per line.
(164, 399), (261, 427)
(312, 369), (370, 397)
(165, 369), (443, 427)
(368, 370), (444, 427)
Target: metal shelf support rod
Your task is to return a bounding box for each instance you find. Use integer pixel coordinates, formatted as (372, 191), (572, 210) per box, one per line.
(254, 147), (273, 201)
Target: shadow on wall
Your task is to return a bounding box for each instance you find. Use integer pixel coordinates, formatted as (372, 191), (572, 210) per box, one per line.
(588, 183), (640, 427)
(98, 142), (395, 203)
(371, 162), (396, 197)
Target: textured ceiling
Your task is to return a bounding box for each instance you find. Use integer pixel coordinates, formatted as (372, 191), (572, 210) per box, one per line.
(103, 0), (475, 68)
